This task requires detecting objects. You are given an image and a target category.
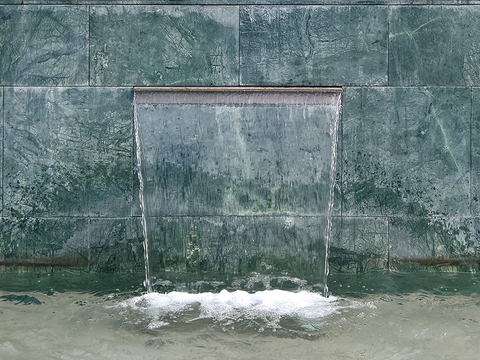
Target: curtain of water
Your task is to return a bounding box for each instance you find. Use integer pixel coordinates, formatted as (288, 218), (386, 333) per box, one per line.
(134, 88), (340, 295)
(133, 92), (152, 293)
(323, 94), (341, 297)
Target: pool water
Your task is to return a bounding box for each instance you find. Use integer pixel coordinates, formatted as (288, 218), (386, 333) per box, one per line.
(1, 272), (480, 360)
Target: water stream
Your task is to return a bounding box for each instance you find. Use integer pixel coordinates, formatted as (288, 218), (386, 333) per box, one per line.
(133, 90), (152, 293)
(323, 92), (341, 297)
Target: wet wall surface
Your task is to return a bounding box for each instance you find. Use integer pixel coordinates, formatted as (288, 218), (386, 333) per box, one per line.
(135, 89), (339, 289)
(1, 3), (480, 277)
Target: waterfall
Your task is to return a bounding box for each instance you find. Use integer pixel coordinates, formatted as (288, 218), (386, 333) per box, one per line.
(134, 87), (340, 295)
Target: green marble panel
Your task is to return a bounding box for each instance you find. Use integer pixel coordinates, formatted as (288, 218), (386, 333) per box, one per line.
(388, 217), (435, 270)
(90, 5), (239, 86)
(4, 87), (133, 217)
(240, 6), (388, 86)
(388, 217), (477, 272)
(434, 218), (476, 260)
(342, 87), (470, 217)
(88, 218), (144, 273)
(471, 88), (480, 215)
(0, 5), (88, 86)
(0, 217), (144, 273)
(329, 216), (388, 273)
(0, 218), (89, 270)
(146, 216), (327, 290)
(136, 103), (336, 216)
(389, 6), (480, 86)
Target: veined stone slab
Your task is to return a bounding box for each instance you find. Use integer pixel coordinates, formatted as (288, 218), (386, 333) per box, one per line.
(388, 217), (436, 270)
(90, 5), (239, 86)
(4, 87), (133, 217)
(330, 217), (388, 273)
(0, 217), (143, 273)
(88, 218), (144, 273)
(0, 217), (89, 269)
(388, 217), (475, 271)
(471, 88), (480, 216)
(342, 87), (470, 217)
(0, 6), (88, 86)
(240, 6), (388, 86)
(390, 6), (480, 86)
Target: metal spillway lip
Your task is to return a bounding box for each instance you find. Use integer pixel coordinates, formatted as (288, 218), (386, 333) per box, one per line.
(134, 87), (342, 92)
(134, 87), (342, 106)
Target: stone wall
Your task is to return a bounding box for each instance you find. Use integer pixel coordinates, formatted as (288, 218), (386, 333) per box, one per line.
(1, 1), (480, 274)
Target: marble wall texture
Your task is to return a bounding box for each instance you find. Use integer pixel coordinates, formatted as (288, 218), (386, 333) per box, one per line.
(2, 1), (480, 275)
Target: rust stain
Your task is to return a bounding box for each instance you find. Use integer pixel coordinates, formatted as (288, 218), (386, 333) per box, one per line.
(401, 257), (480, 267)
(0, 258), (86, 268)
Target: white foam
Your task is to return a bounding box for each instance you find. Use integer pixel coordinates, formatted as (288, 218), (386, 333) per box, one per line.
(119, 290), (339, 327)
(147, 321), (170, 329)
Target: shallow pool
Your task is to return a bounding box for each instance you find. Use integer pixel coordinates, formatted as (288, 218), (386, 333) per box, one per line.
(1, 272), (480, 360)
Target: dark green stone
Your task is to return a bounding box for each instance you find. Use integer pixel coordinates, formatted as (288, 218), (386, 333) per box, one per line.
(342, 87), (470, 217)
(136, 103), (336, 216)
(88, 218), (144, 273)
(388, 217), (435, 271)
(434, 218), (476, 260)
(4, 87), (133, 217)
(90, 5), (239, 86)
(329, 216), (388, 273)
(389, 6), (480, 86)
(0, 217), (144, 273)
(470, 88), (480, 215)
(146, 216), (327, 288)
(1, 294), (42, 305)
(240, 6), (388, 86)
(0, 217), (89, 270)
(0, 6), (88, 86)
(388, 217), (476, 271)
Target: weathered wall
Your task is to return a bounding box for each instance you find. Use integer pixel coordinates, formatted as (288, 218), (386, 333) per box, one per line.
(1, 1), (480, 274)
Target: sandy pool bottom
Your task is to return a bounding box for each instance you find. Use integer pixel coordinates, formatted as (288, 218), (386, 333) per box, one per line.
(1, 289), (480, 360)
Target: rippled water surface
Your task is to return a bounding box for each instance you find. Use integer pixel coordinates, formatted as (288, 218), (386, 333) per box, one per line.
(2, 272), (480, 360)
